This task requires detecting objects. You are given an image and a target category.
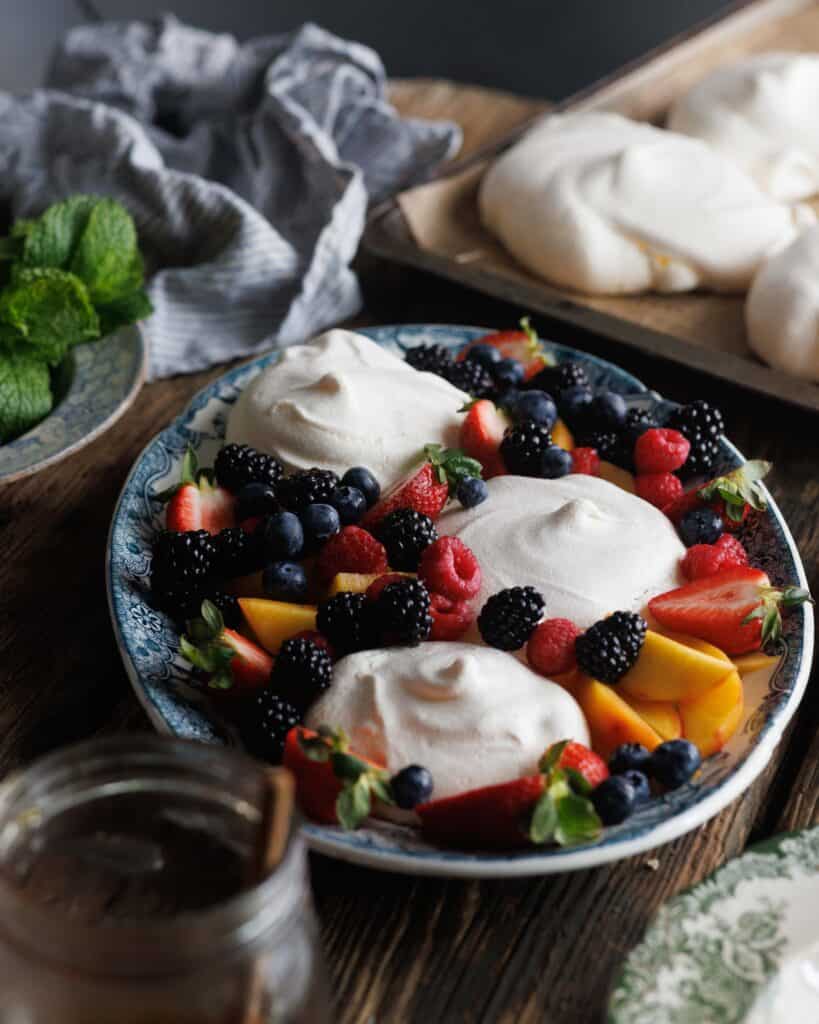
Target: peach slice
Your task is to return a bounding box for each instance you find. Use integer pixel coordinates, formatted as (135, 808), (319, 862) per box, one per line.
(238, 598), (318, 654)
(573, 676), (663, 760)
(679, 669), (744, 757)
(732, 652), (781, 676)
(551, 418), (574, 452)
(618, 630), (733, 702)
(598, 461), (635, 494)
(620, 695), (682, 741)
(327, 572), (381, 597)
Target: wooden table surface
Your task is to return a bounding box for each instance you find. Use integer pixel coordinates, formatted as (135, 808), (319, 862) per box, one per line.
(1, 80), (817, 1024)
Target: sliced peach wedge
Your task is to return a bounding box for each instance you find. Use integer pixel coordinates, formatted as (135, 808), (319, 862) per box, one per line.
(572, 676), (663, 760)
(679, 669), (744, 758)
(619, 695), (682, 742)
(617, 630), (733, 702)
(238, 598), (318, 654)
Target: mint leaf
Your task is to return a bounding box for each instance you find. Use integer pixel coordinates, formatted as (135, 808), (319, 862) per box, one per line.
(554, 792), (602, 847)
(97, 288), (153, 335)
(20, 195), (98, 270)
(0, 268), (99, 363)
(69, 198), (144, 305)
(0, 350), (53, 442)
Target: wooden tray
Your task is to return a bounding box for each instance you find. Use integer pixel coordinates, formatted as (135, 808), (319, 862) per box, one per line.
(366, 0), (819, 412)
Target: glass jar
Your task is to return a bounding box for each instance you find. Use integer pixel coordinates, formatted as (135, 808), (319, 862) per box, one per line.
(0, 735), (331, 1024)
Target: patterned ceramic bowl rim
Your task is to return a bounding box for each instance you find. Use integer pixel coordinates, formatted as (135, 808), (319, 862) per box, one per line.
(0, 324), (146, 485)
(106, 325), (814, 879)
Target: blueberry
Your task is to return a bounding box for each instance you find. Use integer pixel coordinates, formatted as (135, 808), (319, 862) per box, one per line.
(456, 476), (489, 508)
(331, 485), (367, 525)
(464, 342), (502, 369)
(558, 385), (594, 428)
(650, 739), (701, 790)
(341, 467), (381, 508)
(514, 389), (558, 430)
(496, 387), (522, 411)
(262, 561), (308, 602)
(300, 503), (340, 550)
(494, 357), (525, 390)
(259, 511), (304, 561)
(537, 445), (573, 479)
(591, 390), (627, 430)
(622, 770), (651, 806)
(679, 506), (723, 547)
(609, 742), (652, 776)
(390, 764), (434, 809)
(591, 775), (636, 825)
(236, 482), (279, 521)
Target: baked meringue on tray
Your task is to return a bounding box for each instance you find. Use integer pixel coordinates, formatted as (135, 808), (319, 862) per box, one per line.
(478, 111), (814, 295)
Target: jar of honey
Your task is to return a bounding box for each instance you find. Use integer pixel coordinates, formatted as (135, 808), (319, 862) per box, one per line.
(0, 735), (331, 1023)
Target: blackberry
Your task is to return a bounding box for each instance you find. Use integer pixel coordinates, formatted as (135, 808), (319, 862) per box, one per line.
(215, 443), (283, 492)
(622, 407), (656, 445)
(665, 400), (724, 478)
(206, 591), (242, 630)
(317, 592), (378, 655)
(575, 611), (647, 685)
(212, 526), (262, 579)
(152, 582), (205, 625)
(241, 691), (302, 764)
(581, 430), (632, 470)
(277, 469), (340, 513)
(270, 637), (333, 711)
(151, 529), (216, 595)
(499, 421), (553, 476)
(376, 509), (438, 571)
(404, 344), (454, 376)
(528, 360), (589, 396)
(477, 586), (545, 650)
(444, 359), (496, 398)
(376, 579), (433, 646)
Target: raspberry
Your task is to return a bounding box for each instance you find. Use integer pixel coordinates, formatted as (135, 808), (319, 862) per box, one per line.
(315, 526), (388, 583)
(365, 573), (410, 601)
(571, 447), (600, 476)
(429, 592), (475, 640)
(680, 534), (749, 580)
(634, 428), (691, 474)
(526, 618), (581, 677)
(418, 536), (481, 601)
(636, 472), (684, 509)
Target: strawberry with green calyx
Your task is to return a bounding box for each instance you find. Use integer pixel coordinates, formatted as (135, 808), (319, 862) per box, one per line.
(362, 443), (483, 528)
(458, 316), (554, 381)
(742, 583), (813, 649)
(459, 398), (511, 478)
(529, 742), (603, 847)
(664, 460), (771, 531)
(180, 599), (273, 692)
(287, 726), (394, 830)
(158, 445), (236, 534)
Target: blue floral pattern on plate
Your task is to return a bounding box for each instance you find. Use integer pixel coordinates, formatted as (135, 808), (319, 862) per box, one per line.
(106, 325), (814, 878)
(0, 325), (146, 484)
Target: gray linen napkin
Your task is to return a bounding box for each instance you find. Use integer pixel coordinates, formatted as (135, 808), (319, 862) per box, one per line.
(0, 16), (461, 379)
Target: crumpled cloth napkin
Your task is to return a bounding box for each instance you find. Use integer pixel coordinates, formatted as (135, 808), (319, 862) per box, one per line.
(0, 16), (460, 378)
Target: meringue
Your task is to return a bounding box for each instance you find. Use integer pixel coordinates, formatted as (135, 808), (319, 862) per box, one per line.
(438, 474), (685, 628)
(227, 329), (468, 488)
(306, 642), (589, 799)
(668, 53), (819, 202)
(478, 111), (814, 295)
(746, 223), (819, 382)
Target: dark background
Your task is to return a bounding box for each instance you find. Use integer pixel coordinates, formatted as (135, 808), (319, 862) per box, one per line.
(7, 1), (734, 97)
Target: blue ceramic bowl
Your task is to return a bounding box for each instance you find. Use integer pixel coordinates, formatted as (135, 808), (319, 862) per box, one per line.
(107, 325), (813, 877)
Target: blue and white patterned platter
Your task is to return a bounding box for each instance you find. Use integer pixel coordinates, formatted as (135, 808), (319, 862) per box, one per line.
(0, 324), (146, 485)
(106, 325), (813, 878)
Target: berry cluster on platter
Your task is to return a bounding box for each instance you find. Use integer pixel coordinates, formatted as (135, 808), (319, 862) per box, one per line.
(144, 320), (811, 852)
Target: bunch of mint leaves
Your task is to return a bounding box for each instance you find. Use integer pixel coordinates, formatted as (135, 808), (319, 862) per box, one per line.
(0, 195), (152, 443)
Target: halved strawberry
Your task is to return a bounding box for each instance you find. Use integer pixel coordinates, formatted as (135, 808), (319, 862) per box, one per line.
(283, 726), (390, 828)
(663, 460), (771, 532)
(162, 447), (236, 534)
(417, 776), (545, 848)
(648, 567), (811, 655)
(458, 316), (552, 381)
(362, 444), (482, 528)
(459, 399), (510, 479)
(180, 599), (273, 692)
(545, 739), (608, 789)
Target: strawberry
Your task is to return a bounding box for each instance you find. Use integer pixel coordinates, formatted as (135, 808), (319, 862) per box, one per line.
(362, 444), (482, 528)
(283, 726), (391, 828)
(663, 460), (771, 530)
(459, 399), (510, 478)
(162, 447), (236, 534)
(458, 316), (551, 381)
(545, 740), (608, 789)
(648, 567), (811, 655)
(680, 534), (748, 581)
(417, 775), (546, 848)
(180, 599), (273, 692)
